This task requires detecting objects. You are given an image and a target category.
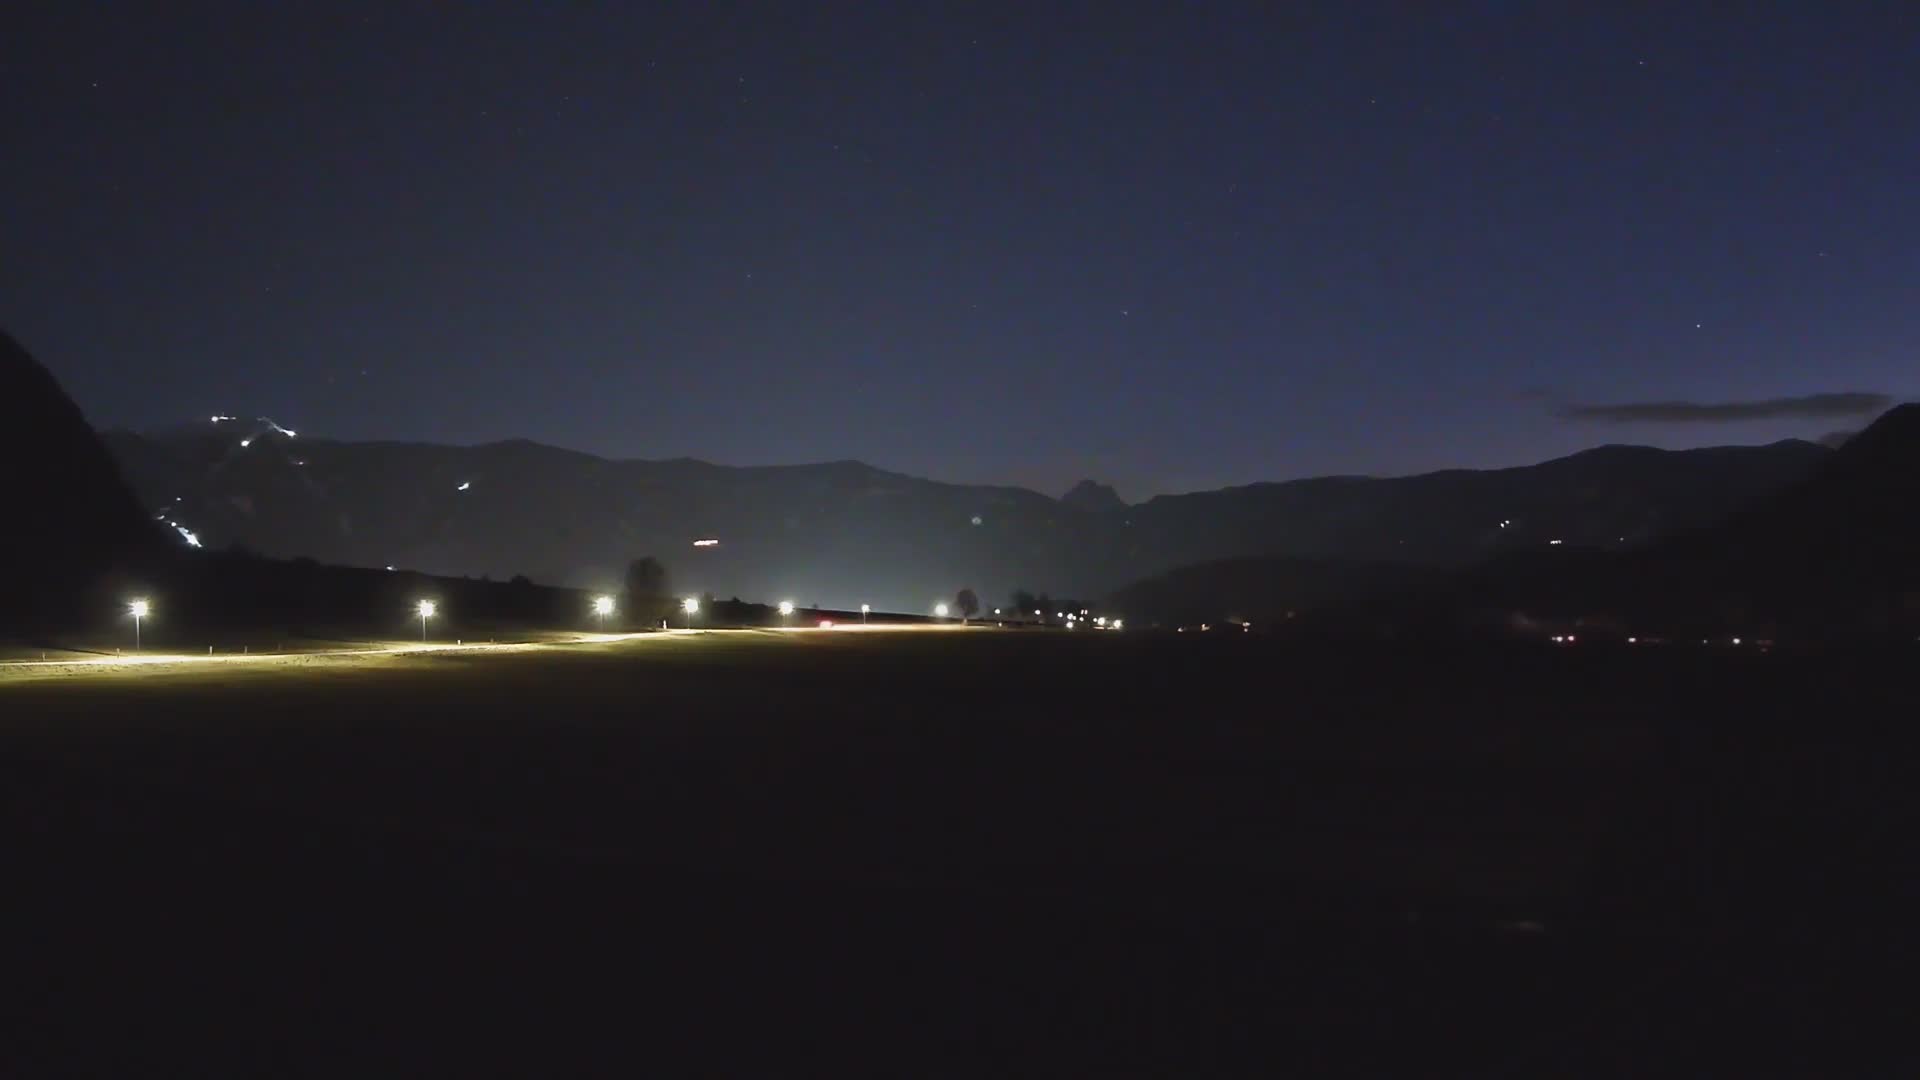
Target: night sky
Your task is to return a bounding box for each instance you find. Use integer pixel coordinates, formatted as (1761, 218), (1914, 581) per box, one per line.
(6, 4), (1915, 499)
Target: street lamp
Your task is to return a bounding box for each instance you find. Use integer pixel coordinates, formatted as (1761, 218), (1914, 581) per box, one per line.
(417, 599), (436, 641)
(128, 598), (150, 651)
(682, 596), (699, 630)
(778, 600), (795, 625)
(593, 594), (615, 632)
(934, 603), (950, 619)
(860, 603), (870, 625)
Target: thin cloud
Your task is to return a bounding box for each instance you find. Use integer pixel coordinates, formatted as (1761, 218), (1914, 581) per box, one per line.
(1558, 392), (1891, 424)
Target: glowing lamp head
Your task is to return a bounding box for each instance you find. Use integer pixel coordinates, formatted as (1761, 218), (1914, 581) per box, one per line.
(860, 603), (871, 613)
(417, 600), (437, 619)
(934, 603), (949, 618)
(129, 599), (150, 619)
(682, 597), (700, 615)
(778, 601), (795, 616)
(593, 596), (615, 616)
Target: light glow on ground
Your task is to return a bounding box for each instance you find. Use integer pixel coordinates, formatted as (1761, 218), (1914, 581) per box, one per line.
(0, 623), (984, 681)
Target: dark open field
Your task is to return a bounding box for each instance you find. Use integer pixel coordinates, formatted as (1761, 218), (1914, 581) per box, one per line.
(3, 630), (1911, 1074)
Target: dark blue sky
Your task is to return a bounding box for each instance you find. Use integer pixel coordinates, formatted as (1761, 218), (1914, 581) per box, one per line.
(6, 3), (1914, 497)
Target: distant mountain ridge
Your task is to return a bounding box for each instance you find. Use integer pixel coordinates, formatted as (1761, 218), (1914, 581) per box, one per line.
(102, 419), (1831, 611)
(1061, 479), (1127, 513)
(1110, 405), (1920, 639)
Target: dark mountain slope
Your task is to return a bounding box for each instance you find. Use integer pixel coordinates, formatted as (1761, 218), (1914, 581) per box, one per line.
(0, 330), (161, 622)
(1109, 406), (1918, 639)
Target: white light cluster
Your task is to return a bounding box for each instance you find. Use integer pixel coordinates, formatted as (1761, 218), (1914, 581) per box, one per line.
(155, 506), (204, 548)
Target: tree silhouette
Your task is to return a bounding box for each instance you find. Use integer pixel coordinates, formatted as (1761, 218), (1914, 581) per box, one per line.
(625, 556), (669, 622)
(956, 587), (980, 623)
(1011, 589), (1037, 615)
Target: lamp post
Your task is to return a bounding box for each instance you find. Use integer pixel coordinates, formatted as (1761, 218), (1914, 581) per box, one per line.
(682, 597), (699, 630)
(129, 599), (149, 651)
(860, 603), (870, 626)
(593, 595), (614, 632)
(778, 600), (795, 625)
(417, 599), (436, 642)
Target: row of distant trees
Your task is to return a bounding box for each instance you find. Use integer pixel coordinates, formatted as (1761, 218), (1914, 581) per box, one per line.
(1007, 589), (1088, 620)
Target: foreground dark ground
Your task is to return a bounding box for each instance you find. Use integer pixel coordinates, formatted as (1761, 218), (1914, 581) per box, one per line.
(4, 631), (1914, 1075)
